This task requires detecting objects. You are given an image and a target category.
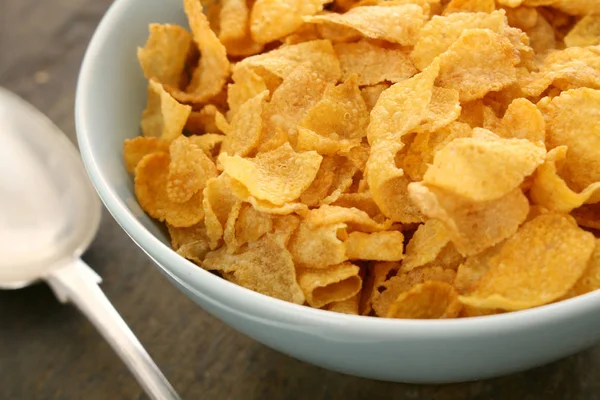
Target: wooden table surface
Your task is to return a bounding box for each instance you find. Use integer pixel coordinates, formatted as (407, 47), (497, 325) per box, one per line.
(1, 1), (600, 399)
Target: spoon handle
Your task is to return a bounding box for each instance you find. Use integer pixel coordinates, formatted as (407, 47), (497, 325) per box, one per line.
(45, 259), (180, 400)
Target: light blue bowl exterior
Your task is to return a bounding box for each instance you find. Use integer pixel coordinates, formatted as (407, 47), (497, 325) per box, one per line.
(75, 0), (600, 383)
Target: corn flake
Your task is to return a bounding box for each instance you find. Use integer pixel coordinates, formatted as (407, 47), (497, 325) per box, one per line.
(236, 39), (342, 82)
(373, 266), (456, 316)
(530, 146), (600, 213)
(297, 262), (362, 308)
(300, 75), (369, 141)
(304, 5), (427, 45)
(542, 88), (600, 192)
(409, 184), (529, 256)
(171, 0), (230, 105)
(423, 136), (545, 202)
(334, 40), (417, 86)
(123, 137), (169, 173)
(410, 10), (507, 70)
(203, 234), (305, 304)
(387, 282), (462, 319)
(141, 80), (192, 142)
(168, 223), (211, 264)
(436, 29), (520, 102)
(137, 24), (193, 89)
(219, 143), (322, 205)
(135, 152), (204, 228)
(167, 136), (218, 203)
(250, 0), (331, 44)
(459, 214), (595, 310)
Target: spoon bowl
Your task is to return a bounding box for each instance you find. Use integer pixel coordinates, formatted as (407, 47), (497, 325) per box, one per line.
(0, 88), (100, 288)
(0, 87), (179, 399)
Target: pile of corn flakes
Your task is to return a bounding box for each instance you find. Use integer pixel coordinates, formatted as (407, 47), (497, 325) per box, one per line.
(125, 0), (600, 318)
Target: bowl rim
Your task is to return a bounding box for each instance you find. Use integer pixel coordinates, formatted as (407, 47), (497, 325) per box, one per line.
(75, 0), (600, 335)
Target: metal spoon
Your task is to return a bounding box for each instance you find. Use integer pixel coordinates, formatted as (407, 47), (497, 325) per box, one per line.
(0, 87), (180, 400)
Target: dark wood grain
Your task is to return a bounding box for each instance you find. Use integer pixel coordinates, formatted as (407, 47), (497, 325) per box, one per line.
(1, 1), (600, 399)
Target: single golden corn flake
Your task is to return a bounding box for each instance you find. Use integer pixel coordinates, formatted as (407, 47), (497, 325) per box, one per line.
(304, 5), (427, 46)
(123, 137), (169, 173)
(236, 39), (342, 83)
(203, 234), (306, 304)
(172, 0), (230, 105)
(227, 66), (269, 117)
(288, 221), (348, 268)
(530, 147), (600, 213)
(297, 262), (362, 308)
(167, 136), (218, 204)
(334, 40), (417, 86)
(373, 266), (456, 317)
(300, 75), (370, 141)
(386, 281), (462, 319)
(436, 29), (520, 102)
(141, 80), (192, 142)
(409, 184), (529, 256)
(219, 143), (322, 205)
(410, 10), (507, 70)
(168, 223), (211, 264)
(402, 219), (451, 272)
(542, 88), (600, 192)
(345, 231), (404, 261)
(250, 0), (332, 44)
(565, 15), (600, 48)
(134, 152), (204, 228)
(137, 24), (193, 89)
(460, 214), (596, 311)
(221, 90), (268, 157)
(422, 136), (545, 202)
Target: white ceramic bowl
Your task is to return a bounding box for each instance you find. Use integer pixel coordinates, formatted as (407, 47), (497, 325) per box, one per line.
(75, 0), (600, 383)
